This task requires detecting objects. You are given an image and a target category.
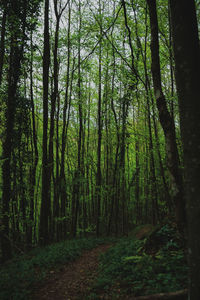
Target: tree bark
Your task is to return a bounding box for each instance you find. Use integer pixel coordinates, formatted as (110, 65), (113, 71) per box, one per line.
(27, 30), (39, 248)
(39, 0), (51, 245)
(169, 0), (200, 298)
(71, 0), (83, 237)
(0, 6), (7, 86)
(96, 0), (103, 237)
(1, 0), (27, 261)
(107, 48), (119, 235)
(59, 1), (71, 239)
(146, 0), (186, 231)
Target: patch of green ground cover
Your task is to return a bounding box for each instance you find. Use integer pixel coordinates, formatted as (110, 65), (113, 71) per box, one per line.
(0, 237), (114, 300)
(92, 225), (188, 298)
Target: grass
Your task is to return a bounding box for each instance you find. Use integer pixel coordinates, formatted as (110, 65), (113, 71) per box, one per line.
(0, 237), (113, 300)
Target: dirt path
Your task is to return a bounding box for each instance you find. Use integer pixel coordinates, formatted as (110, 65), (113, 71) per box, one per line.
(32, 244), (111, 300)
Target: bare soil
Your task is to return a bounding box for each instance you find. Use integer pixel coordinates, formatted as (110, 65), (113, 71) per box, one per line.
(134, 224), (154, 240)
(32, 244), (111, 300)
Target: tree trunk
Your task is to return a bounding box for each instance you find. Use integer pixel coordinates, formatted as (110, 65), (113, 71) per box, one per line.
(169, 0), (200, 298)
(107, 49), (119, 235)
(48, 0), (63, 240)
(1, 0), (26, 261)
(0, 6), (7, 86)
(27, 30), (38, 248)
(132, 289), (187, 300)
(146, 0), (186, 231)
(71, 0), (83, 237)
(39, 0), (51, 246)
(60, 1), (71, 239)
(96, 0), (102, 237)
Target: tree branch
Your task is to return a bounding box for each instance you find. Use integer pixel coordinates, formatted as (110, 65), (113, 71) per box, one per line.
(131, 289), (188, 300)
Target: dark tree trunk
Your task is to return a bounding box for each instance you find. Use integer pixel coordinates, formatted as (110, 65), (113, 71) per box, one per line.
(134, 93), (140, 225)
(0, 6), (7, 86)
(132, 289), (187, 300)
(48, 0), (62, 240)
(39, 0), (51, 246)
(71, 0), (83, 238)
(169, 0), (200, 298)
(120, 95), (128, 234)
(85, 82), (91, 230)
(27, 31), (38, 247)
(54, 92), (60, 241)
(60, 2), (71, 239)
(1, 0), (26, 261)
(1, 45), (19, 261)
(146, 0), (186, 231)
(96, 0), (102, 237)
(107, 49), (119, 235)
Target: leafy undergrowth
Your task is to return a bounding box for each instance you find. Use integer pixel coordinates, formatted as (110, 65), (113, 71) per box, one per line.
(0, 237), (114, 300)
(91, 224), (188, 299)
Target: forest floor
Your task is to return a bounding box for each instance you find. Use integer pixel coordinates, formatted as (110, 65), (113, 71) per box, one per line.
(32, 244), (111, 300)
(1, 224), (187, 300)
(31, 225), (154, 300)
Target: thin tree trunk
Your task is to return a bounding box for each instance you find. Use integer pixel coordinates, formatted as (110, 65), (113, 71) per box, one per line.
(71, 0), (83, 237)
(96, 0), (102, 237)
(39, 0), (51, 245)
(134, 92), (140, 225)
(0, 6), (7, 86)
(132, 289), (187, 300)
(53, 91), (60, 241)
(28, 30), (39, 247)
(107, 47), (119, 235)
(48, 0), (63, 240)
(60, 1), (71, 239)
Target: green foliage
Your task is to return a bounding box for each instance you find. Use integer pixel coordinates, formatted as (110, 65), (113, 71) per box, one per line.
(0, 0), (187, 271)
(92, 227), (187, 298)
(0, 238), (112, 300)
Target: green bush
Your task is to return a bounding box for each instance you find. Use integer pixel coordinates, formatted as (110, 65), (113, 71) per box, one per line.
(92, 231), (187, 298)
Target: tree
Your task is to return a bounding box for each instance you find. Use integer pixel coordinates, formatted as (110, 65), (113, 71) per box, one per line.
(27, 30), (39, 247)
(59, 0), (72, 240)
(169, 0), (200, 298)
(146, 0), (186, 231)
(39, 0), (51, 245)
(95, 0), (103, 237)
(0, 3), (7, 86)
(71, 0), (84, 238)
(1, 1), (23, 259)
(1, 0), (41, 260)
